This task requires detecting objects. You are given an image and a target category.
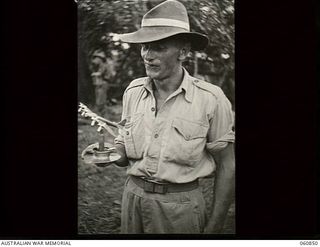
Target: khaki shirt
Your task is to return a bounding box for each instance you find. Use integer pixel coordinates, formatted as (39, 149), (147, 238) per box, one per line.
(115, 68), (235, 183)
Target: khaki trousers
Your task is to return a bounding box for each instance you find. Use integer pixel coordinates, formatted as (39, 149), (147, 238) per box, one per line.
(121, 177), (207, 234)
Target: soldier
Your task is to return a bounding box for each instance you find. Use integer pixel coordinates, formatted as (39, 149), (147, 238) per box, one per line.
(90, 50), (115, 112)
(113, 0), (235, 234)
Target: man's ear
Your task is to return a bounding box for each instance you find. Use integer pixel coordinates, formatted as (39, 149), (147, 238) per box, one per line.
(178, 43), (191, 61)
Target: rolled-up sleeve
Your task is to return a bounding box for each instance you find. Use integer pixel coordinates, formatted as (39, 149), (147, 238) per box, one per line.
(206, 91), (235, 155)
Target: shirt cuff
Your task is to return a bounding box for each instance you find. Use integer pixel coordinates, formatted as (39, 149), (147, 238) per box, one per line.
(206, 130), (235, 154)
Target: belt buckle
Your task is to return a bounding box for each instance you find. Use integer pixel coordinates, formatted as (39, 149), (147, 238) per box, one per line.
(154, 183), (167, 194)
(143, 181), (154, 193)
(143, 181), (167, 194)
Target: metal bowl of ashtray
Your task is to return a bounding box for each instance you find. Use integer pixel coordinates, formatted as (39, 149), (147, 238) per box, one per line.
(81, 142), (121, 167)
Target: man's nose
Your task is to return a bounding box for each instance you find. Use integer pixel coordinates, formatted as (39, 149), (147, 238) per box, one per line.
(142, 48), (154, 61)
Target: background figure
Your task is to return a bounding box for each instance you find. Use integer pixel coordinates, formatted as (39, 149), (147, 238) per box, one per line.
(90, 50), (116, 113)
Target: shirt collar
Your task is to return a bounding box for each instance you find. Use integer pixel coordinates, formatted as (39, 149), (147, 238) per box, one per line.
(143, 67), (193, 103)
(180, 67), (193, 103)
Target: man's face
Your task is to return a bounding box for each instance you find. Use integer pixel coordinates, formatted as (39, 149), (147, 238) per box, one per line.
(140, 38), (183, 81)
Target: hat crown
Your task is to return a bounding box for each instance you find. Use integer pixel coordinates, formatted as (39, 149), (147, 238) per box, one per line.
(142, 0), (190, 31)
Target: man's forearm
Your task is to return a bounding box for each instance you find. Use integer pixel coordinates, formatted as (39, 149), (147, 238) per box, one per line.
(205, 143), (235, 233)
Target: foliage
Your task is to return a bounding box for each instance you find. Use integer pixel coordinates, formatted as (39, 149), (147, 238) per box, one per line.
(78, 0), (234, 107)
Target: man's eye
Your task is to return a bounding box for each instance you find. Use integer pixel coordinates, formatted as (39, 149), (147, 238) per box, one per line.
(141, 44), (165, 51)
(154, 45), (165, 50)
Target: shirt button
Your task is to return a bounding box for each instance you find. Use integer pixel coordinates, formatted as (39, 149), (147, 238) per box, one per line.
(154, 134), (159, 138)
(151, 107), (155, 112)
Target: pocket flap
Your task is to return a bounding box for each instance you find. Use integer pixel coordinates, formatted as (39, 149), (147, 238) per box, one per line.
(172, 118), (208, 140)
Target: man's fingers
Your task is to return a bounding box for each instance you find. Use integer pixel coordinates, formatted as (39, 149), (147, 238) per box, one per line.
(95, 162), (113, 168)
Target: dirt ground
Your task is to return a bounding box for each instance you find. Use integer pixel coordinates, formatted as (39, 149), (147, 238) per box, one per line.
(78, 105), (235, 235)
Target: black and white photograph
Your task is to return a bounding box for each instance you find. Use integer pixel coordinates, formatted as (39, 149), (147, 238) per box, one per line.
(1, 0), (319, 241)
(77, 0), (235, 235)
(78, 0), (234, 235)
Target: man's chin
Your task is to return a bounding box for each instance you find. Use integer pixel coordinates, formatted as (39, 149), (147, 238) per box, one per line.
(146, 71), (160, 80)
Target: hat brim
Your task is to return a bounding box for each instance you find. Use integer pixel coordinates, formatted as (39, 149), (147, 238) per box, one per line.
(118, 27), (209, 51)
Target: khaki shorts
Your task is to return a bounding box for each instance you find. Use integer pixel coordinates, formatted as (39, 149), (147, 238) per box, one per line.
(121, 177), (207, 234)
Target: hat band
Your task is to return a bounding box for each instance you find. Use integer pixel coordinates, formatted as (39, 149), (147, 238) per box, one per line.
(141, 18), (189, 31)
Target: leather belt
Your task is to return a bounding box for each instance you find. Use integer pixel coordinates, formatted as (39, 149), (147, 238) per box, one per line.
(130, 175), (199, 194)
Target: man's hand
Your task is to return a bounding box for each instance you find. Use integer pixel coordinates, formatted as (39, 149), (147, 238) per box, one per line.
(205, 143), (235, 234)
(113, 143), (129, 167)
(94, 162), (112, 168)
(81, 143), (129, 167)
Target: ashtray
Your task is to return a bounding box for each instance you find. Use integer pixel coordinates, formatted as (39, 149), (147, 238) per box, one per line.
(81, 142), (121, 167)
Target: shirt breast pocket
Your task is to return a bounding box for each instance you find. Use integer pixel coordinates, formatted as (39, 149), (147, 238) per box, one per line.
(123, 113), (145, 160)
(163, 118), (208, 166)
